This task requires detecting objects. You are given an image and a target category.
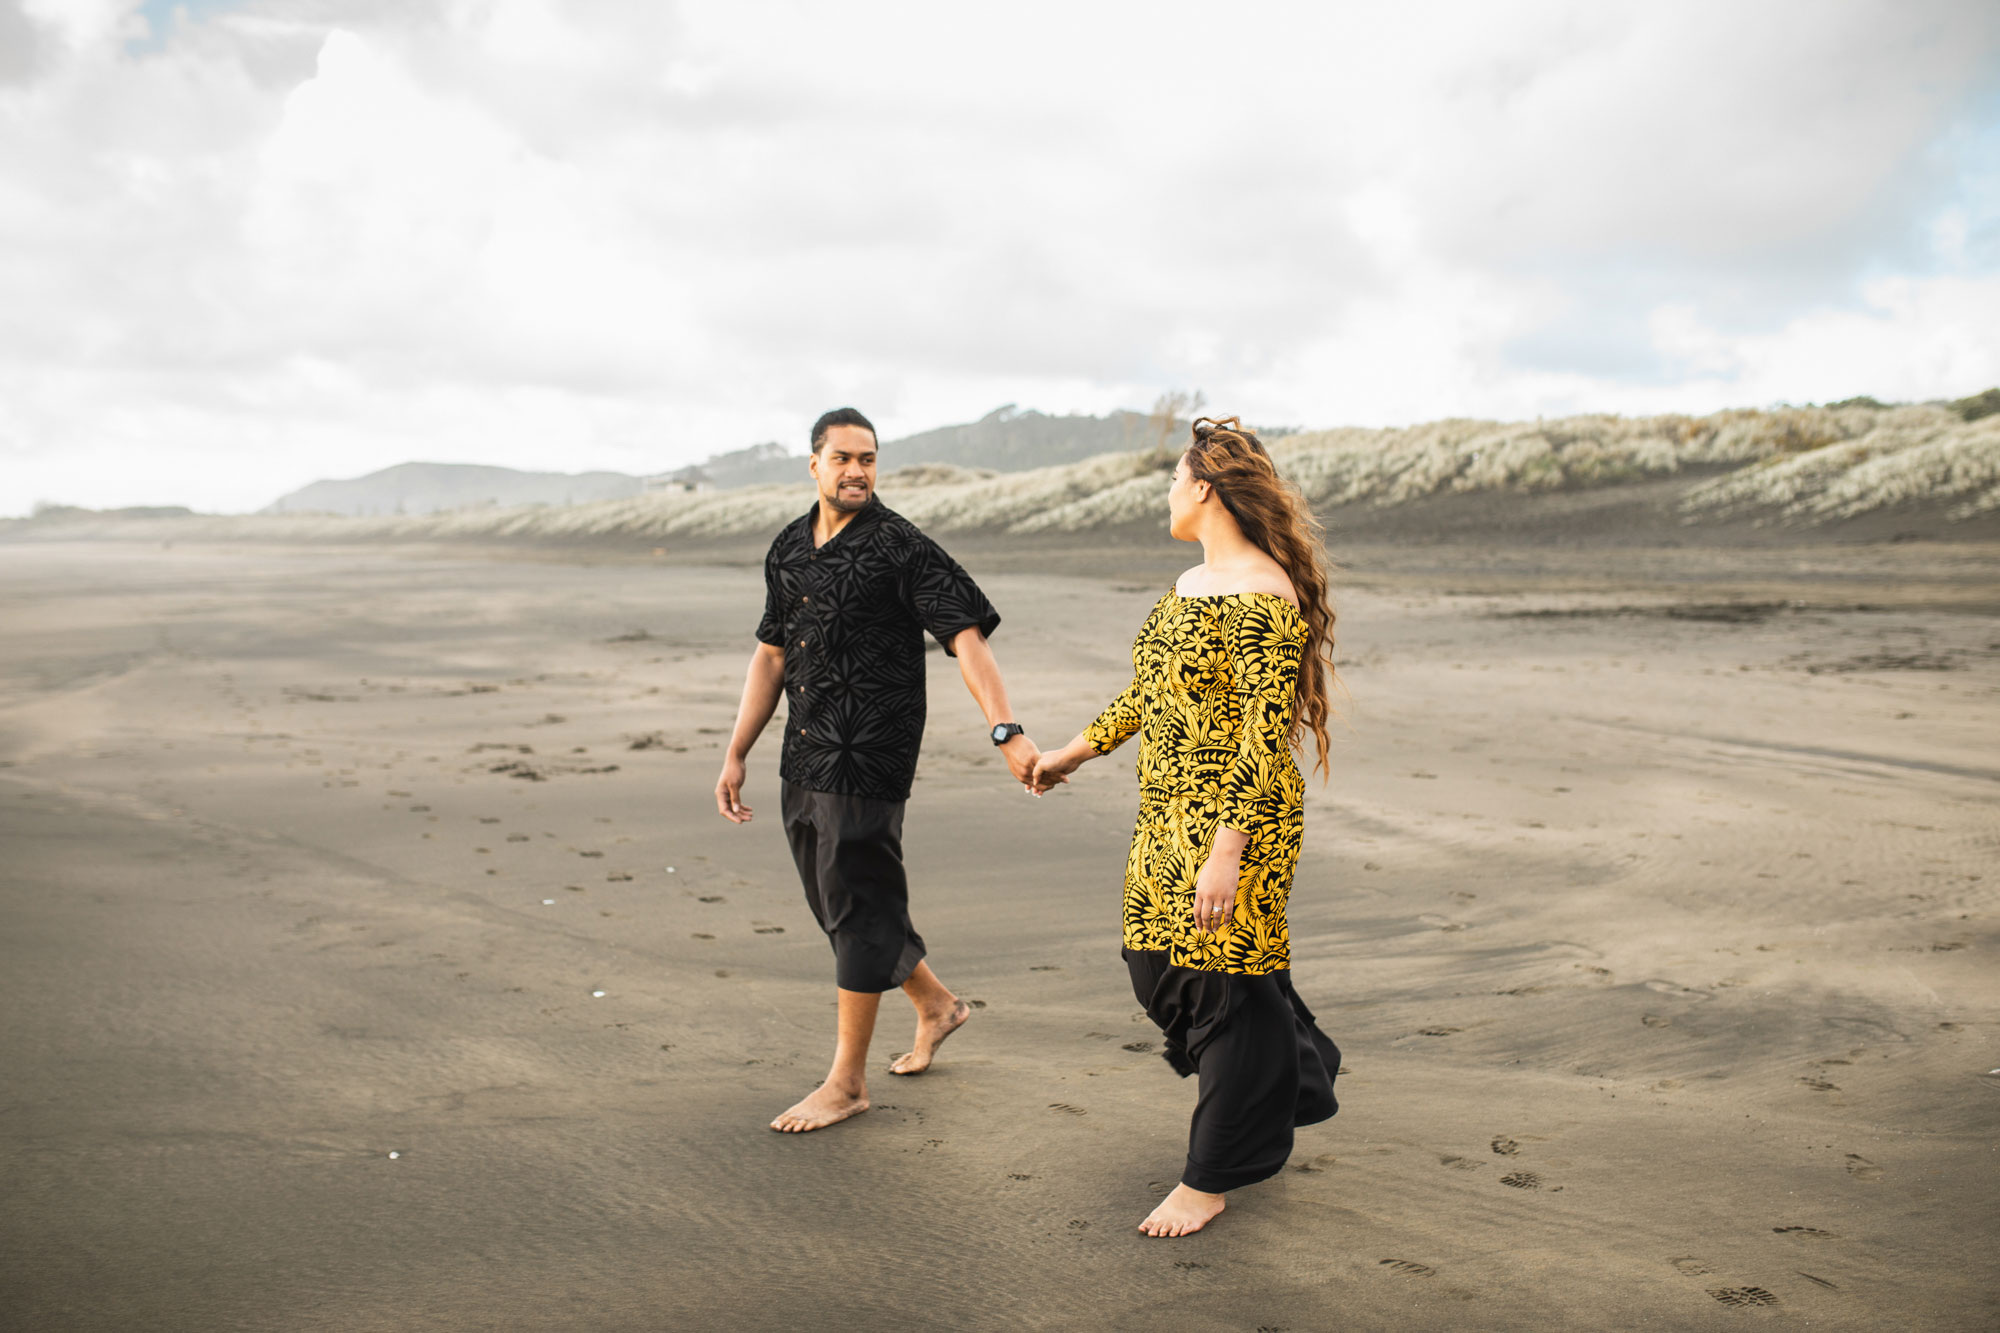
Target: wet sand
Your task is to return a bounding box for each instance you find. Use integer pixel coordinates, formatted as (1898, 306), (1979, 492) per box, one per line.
(1, 539), (1996, 1331)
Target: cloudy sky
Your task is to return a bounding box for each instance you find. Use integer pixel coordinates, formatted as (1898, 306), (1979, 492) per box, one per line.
(3, 0), (1998, 513)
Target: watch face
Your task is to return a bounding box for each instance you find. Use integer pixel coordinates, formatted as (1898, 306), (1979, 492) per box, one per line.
(991, 725), (1009, 743)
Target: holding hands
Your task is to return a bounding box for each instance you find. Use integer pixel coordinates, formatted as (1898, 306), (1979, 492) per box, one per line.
(996, 733), (1041, 787)
(1026, 736), (1093, 795)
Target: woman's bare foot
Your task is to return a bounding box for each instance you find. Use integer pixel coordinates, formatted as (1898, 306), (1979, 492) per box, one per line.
(1138, 1184), (1226, 1237)
(887, 997), (970, 1076)
(769, 1081), (869, 1132)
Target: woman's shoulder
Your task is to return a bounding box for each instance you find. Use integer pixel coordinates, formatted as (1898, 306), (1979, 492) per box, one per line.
(1232, 566), (1299, 608)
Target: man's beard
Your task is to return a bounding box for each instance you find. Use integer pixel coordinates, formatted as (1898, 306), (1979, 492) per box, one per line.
(827, 485), (871, 512)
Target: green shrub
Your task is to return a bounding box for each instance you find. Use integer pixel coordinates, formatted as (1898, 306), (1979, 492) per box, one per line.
(1950, 387), (2000, 422)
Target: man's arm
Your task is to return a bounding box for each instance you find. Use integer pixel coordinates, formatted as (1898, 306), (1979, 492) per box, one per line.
(716, 642), (785, 823)
(950, 626), (1038, 785)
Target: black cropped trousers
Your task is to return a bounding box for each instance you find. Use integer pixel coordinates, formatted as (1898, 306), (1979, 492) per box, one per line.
(781, 781), (926, 993)
(1125, 949), (1341, 1193)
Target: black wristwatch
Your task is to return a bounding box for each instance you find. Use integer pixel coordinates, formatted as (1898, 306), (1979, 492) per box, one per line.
(990, 722), (1025, 746)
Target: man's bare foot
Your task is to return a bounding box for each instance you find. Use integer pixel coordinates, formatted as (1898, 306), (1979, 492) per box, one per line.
(888, 997), (970, 1076)
(769, 1082), (869, 1132)
(1138, 1184), (1226, 1237)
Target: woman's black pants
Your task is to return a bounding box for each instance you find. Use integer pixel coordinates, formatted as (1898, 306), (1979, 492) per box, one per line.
(1125, 949), (1342, 1193)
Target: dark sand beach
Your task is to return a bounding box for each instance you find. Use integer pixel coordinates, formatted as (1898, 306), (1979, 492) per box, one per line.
(2, 537), (1997, 1330)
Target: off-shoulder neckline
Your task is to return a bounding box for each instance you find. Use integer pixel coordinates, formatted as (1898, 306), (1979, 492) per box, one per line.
(1167, 586), (1302, 613)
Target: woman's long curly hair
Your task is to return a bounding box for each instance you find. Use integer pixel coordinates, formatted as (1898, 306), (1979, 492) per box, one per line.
(1183, 416), (1338, 778)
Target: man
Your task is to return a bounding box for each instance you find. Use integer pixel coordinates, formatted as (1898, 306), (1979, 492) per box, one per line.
(715, 407), (1040, 1132)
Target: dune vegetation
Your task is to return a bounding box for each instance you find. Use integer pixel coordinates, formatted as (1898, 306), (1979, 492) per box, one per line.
(12, 399), (1999, 545)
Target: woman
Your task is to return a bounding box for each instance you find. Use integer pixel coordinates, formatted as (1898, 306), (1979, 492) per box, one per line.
(1031, 417), (1342, 1238)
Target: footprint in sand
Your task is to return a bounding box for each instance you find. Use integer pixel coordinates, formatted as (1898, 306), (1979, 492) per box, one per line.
(1641, 1014), (1672, 1028)
(1491, 1136), (1520, 1156)
(753, 925), (784, 934)
(1122, 1040), (1154, 1053)
(1417, 1026), (1462, 1037)
(1439, 1155), (1484, 1171)
(1844, 1153), (1882, 1181)
(1670, 1257), (1713, 1277)
(1799, 1077), (1839, 1092)
(1708, 1288), (1780, 1308)
(1772, 1226), (1837, 1238)
(1499, 1171), (1545, 1190)
(1378, 1260), (1436, 1278)
(699, 895), (725, 903)
(1048, 1102), (1087, 1116)
(506, 834), (530, 842)
(478, 816), (500, 824)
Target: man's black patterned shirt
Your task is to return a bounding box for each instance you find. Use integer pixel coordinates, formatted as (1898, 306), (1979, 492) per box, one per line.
(756, 497), (1001, 802)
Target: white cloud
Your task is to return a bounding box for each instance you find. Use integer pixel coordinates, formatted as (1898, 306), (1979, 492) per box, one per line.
(1, 0), (1997, 513)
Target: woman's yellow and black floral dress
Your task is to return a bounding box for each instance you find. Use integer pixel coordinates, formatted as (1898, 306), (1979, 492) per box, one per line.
(1085, 589), (1307, 975)
(1086, 586), (1340, 1195)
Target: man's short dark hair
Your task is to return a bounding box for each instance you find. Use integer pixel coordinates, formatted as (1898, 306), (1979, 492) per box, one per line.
(811, 407), (877, 454)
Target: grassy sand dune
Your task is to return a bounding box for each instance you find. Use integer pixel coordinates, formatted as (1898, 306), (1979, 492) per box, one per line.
(10, 402), (1999, 546)
(1679, 408), (2000, 523)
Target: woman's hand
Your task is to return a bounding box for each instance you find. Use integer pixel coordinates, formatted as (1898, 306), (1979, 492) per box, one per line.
(1028, 737), (1090, 794)
(1193, 828), (1250, 933)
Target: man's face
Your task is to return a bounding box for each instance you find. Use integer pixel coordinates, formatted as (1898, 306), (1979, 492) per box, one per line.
(810, 424), (877, 512)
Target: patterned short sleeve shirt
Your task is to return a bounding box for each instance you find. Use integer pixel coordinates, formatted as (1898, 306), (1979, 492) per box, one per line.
(757, 497), (1001, 802)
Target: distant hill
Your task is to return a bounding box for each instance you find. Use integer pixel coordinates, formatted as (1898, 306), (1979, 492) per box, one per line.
(264, 462), (644, 516)
(663, 441), (805, 490)
(258, 408), (1166, 514)
(669, 408), (1165, 488)
(884, 405), (1151, 471)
